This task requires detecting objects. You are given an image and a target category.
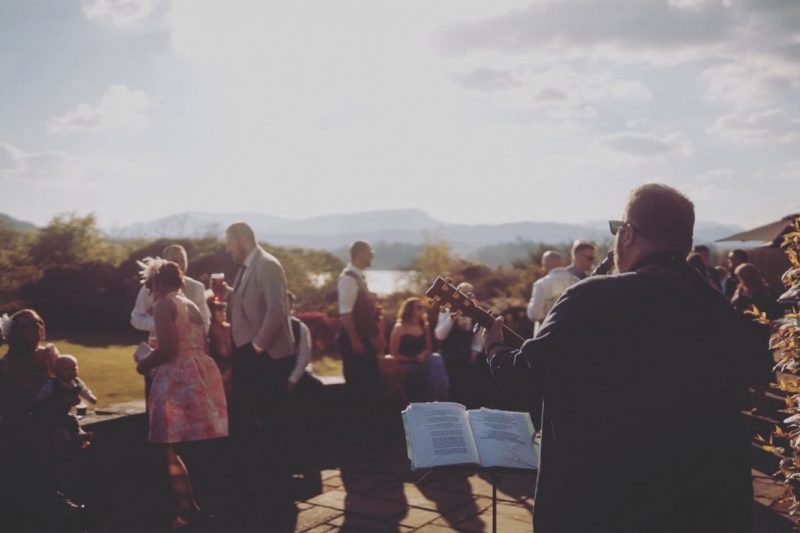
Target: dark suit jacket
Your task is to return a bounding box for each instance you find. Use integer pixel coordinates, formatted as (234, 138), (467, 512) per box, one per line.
(491, 253), (754, 533)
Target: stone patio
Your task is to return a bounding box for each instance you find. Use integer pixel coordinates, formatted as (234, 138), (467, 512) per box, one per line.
(11, 389), (796, 532)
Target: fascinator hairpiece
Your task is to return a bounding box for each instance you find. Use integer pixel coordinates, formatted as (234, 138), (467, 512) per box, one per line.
(137, 256), (167, 287)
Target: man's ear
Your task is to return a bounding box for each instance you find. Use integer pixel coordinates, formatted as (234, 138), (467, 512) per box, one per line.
(622, 225), (637, 248)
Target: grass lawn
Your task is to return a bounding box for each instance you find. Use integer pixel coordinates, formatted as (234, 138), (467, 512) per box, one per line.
(50, 336), (344, 408)
(51, 338), (143, 408)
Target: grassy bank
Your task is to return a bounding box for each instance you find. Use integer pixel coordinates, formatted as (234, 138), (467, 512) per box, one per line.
(49, 337), (344, 409)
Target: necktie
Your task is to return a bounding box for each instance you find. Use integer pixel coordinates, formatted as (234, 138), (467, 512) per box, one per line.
(233, 265), (246, 292)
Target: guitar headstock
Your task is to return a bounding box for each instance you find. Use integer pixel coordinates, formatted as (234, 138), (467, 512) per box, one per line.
(424, 277), (495, 330)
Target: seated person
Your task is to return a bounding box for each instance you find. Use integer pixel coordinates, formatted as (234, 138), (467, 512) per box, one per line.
(0, 310), (86, 528)
(389, 297), (449, 403)
(35, 355), (95, 452)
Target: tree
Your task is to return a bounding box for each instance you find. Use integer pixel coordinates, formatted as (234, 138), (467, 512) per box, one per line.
(29, 213), (123, 269)
(0, 222), (38, 311)
(414, 239), (454, 287)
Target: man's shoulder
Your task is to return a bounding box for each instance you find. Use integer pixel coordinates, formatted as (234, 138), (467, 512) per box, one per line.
(256, 247), (279, 264)
(254, 248), (285, 274)
(561, 271), (637, 299)
(183, 275), (204, 291)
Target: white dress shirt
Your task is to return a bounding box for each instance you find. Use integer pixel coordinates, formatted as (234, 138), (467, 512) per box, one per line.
(337, 263), (364, 315)
(289, 319), (312, 385)
(527, 267), (580, 327)
(434, 311), (484, 353)
(130, 275), (211, 336)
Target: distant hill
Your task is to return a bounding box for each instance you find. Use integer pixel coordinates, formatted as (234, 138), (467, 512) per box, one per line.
(0, 213), (36, 231)
(109, 209), (744, 268)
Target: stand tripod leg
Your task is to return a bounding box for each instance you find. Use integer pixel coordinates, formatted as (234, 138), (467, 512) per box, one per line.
(492, 470), (497, 533)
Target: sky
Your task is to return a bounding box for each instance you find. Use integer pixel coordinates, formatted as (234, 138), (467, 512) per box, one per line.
(0, 0), (798, 230)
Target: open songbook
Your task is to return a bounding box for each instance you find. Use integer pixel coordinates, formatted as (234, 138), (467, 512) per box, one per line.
(402, 402), (538, 471)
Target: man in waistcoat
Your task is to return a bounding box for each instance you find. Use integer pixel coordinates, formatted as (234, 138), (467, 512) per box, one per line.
(336, 241), (385, 436)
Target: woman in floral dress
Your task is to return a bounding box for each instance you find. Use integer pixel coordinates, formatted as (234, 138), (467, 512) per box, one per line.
(136, 259), (228, 531)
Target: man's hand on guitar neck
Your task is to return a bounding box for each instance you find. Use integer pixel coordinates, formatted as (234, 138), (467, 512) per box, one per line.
(482, 316), (512, 364)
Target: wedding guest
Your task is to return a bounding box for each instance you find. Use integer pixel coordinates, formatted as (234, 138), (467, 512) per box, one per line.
(208, 300), (233, 400)
(731, 262), (778, 411)
(686, 252), (711, 282)
(389, 297), (449, 402)
(527, 242), (594, 334)
(731, 263), (776, 316)
(286, 291), (312, 394)
(130, 244), (210, 338)
(336, 241), (386, 435)
(724, 249), (749, 300)
(225, 223), (294, 441)
(541, 250), (564, 274)
(35, 354), (96, 453)
(692, 244), (723, 291)
(434, 282), (484, 406)
(135, 259), (228, 531)
(487, 184), (754, 533)
(0, 310), (86, 530)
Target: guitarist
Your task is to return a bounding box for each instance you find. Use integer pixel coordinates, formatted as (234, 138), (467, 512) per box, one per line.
(484, 184), (754, 533)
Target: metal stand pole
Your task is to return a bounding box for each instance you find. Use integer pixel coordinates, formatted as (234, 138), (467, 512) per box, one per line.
(491, 470), (497, 533)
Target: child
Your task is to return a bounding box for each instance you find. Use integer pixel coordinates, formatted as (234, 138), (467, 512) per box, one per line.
(36, 355), (96, 451)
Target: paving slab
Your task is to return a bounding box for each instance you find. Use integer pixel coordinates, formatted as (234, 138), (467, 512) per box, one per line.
(327, 512), (415, 532)
(431, 497), (494, 530)
(373, 482), (475, 514)
(306, 489), (407, 520)
(294, 505), (344, 532)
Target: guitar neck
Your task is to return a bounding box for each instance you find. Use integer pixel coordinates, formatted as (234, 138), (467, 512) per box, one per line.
(469, 307), (525, 350)
(425, 276), (526, 350)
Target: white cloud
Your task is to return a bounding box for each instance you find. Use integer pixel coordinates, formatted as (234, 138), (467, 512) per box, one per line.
(0, 143), (87, 181)
(779, 161), (800, 181)
(668, 0), (731, 10)
(707, 109), (800, 144)
(697, 167), (733, 182)
(81, 0), (158, 27)
(595, 131), (693, 157)
(702, 56), (800, 109)
(46, 84), (150, 135)
(451, 67), (520, 91)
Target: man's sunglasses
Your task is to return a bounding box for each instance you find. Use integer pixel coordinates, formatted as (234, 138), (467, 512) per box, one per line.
(608, 220), (632, 236)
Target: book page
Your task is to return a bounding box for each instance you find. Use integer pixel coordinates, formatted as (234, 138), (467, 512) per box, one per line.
(402, 402), (480, 470)
(468, 408), (538, 470)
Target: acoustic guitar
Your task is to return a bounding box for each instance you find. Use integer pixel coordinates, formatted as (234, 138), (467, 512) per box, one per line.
(424, 276), (526, 349)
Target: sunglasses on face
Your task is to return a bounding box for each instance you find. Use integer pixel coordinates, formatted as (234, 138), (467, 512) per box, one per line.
(609, 220), (632, 236)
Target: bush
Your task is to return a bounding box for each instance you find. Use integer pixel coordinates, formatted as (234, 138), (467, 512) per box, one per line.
(20, 263), (131, 333)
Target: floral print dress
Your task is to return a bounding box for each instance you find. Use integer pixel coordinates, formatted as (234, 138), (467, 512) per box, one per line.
(148, 293), (228, 444)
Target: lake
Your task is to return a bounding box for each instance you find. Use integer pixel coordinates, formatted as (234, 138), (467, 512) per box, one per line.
(311, 269), (419, 295)
(365, 270), (419, 295)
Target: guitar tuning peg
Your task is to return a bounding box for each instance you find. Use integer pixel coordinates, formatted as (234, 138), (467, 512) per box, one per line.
(445, 277), (453, 285)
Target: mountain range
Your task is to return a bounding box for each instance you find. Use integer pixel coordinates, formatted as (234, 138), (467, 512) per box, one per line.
(106, 209), (742, 251)
(3, 209), (744, 265)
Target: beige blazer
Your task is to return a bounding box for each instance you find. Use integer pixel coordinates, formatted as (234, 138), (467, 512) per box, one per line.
(228, 246), (294, 358)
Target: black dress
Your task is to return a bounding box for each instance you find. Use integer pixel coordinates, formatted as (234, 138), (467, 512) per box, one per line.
(397, 333), (428, 402)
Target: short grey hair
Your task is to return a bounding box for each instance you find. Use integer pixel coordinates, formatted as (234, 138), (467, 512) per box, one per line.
(625, 183), (694, 255)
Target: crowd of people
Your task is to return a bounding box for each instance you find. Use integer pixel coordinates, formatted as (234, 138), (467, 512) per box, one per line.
(0, 183), (785, 532)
